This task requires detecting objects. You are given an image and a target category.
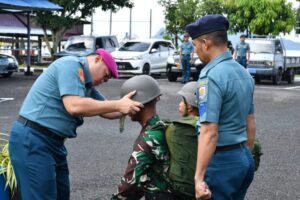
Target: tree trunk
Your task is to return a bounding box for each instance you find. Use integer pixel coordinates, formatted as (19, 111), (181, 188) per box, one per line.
(51, 28), (66, 60)
(175, 34), (178, 48)
(42, 28), (52, 58)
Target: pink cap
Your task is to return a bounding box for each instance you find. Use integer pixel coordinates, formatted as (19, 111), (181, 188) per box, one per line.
(95, 48), (118, 78)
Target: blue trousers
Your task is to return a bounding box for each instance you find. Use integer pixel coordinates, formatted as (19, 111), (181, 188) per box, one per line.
(181, 55), (191, 83)
(9, 121), (69, 200)
(236, 56), (247, 68)
(205, 143), (255, 200)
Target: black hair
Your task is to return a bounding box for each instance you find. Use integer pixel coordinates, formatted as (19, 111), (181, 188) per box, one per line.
(200, 30), (228, 46)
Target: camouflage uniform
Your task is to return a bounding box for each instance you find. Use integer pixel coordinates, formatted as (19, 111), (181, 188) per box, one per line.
(111, 115), (171, 200)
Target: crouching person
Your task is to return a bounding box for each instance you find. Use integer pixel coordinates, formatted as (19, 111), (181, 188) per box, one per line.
(111, 75), (173, 200)
(165, 81), (211, 200)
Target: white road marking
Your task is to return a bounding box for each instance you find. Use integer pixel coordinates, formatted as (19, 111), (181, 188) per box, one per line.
(284, 86), (300, 90)
(256, 86), (283, 90)
(255, 86), (300, 90)
(0, 98), (14, 103)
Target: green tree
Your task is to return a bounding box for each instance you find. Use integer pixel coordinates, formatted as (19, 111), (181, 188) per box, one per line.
(159, 0), (225, 46)
(159, 0), (201, 46)
(197, 0), (225, 15)
(295, 0), (300, 34)
(225, 0), (295, 35)
(35, 0), (133, 58)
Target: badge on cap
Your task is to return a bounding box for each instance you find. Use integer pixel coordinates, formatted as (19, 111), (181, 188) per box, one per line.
(78, 68), (85, 83)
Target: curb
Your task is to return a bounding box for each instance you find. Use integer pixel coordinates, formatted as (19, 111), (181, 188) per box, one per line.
(19, 67), (46, 73)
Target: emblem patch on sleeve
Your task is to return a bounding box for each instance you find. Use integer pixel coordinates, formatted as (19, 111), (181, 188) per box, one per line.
(199, 86), (206, 100)
(78, 68), (85, 83)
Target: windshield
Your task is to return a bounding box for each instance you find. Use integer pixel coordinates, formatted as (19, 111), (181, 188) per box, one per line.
(65, 37), (94, 51)
(119, 42), (150, 52)
(247, 40), (275, 54)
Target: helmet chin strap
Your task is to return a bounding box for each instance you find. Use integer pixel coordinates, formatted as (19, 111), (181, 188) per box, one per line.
(183, 97), (189, 117)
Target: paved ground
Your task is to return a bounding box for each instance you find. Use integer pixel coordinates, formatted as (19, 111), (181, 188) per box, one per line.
(0, 73), (300, 200)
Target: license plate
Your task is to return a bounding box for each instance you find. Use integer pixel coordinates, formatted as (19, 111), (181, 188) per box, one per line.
(248, 68), (256, 74)
(118, 64), (126, 70)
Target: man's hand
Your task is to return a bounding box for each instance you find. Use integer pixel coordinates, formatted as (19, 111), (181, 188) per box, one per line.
(195, 181), (212, 200)
(118, 91), (143, 115)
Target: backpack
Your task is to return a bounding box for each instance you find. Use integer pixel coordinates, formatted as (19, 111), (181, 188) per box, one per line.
(151, 117), (198, 196)
(164, 116), (198, 197)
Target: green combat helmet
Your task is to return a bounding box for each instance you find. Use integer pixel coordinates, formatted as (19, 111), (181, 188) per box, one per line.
(252, 138), (263, 171)
(177, 81), (198, 108)
(119, 75), (161, 133)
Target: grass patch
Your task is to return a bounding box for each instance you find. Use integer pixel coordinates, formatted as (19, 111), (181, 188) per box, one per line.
(20, 64), (49, 68)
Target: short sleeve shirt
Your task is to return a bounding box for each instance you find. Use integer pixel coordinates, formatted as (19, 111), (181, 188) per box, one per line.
(235, 42), (250, 57)
(196, 52), (255, 146)
(180, 41), (194, 55)
(19, 56), (106, 138)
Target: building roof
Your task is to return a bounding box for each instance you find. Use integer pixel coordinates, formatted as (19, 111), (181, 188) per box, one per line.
(0, 0), (62, 11)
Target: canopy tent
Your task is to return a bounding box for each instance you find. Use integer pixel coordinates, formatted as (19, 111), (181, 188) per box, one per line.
(0, 0), (62, 11)
(0, 0), (63, 75)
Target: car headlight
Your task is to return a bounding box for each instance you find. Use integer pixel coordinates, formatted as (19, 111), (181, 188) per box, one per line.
(194, 58), (202, 65)
(265, 61), (274, 67)
(7, 58), (14, 63)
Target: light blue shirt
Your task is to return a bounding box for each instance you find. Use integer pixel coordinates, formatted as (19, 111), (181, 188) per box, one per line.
(235, 42), (250, 57)
(19, 56), (106, 138)
(180, 41), (194, 55)
(196, 52), (255, 146)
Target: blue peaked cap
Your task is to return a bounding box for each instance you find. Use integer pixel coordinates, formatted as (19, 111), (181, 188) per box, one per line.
(185, 14), (229, 40)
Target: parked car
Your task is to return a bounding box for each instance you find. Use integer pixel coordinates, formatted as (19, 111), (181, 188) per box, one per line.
(54, 35), (119, 59)
(166, 52), (204, 82)
(111, 39), (176, 75)
(0, 53), (19, 77)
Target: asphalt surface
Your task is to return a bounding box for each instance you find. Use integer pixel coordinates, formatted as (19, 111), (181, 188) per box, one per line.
(0, 73), (300, 200)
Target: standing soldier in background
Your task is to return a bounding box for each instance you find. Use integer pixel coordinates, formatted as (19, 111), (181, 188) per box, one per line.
(233, 34), (250, 68)
(180, 33), (194, 83)
(186, 15), (256, 200)
(9, 49), (143, 200)
(112, 75), (172, 200)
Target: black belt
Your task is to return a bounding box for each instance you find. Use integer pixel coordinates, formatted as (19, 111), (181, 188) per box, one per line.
(17, 116), (65, 141)
(182, 54), (190, 56)
(216, 142), (245, 152)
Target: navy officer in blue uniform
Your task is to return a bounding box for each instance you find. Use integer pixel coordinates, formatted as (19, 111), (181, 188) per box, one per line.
(233, 34), (250, 68)
(8, 49), (143, 200)
(186, 15), (256, 200)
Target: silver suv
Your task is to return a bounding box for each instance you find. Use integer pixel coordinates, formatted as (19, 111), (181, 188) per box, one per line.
(166, 53), (204, 82)
(54, 35), (119, 59)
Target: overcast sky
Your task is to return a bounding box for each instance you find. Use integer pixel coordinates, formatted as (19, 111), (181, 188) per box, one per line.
(84, 0), (300, 42)
(84, 0), (165, 41)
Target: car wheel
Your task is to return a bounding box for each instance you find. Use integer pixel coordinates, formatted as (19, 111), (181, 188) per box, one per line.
(192, 75), (198, 81)
(272, 70), (282, 85)
(287, 68), (295, 84)
(142, 64), (150, 75)
(166, 65), (177, 82)
(0, 72), (13, 77)
(255, 77), (261, 84)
